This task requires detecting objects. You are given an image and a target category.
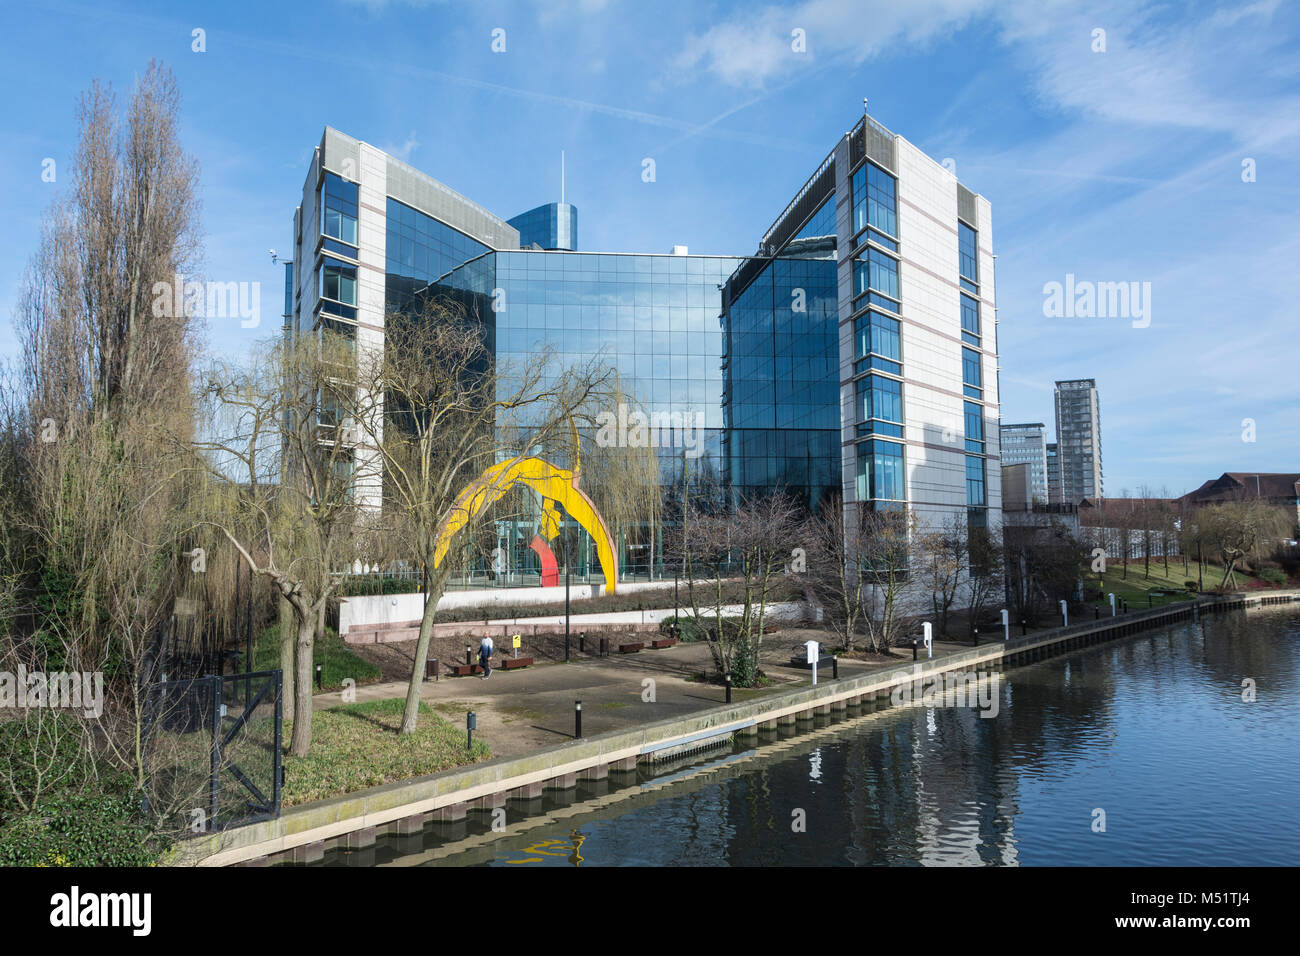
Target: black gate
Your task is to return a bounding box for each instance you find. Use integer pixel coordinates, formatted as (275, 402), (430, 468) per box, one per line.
(144, 669), (283, 833)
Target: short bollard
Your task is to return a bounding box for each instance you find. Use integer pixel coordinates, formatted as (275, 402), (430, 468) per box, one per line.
(599, 637), (607, 657)
(832, 655), (839, 679)
(565, 632), (570, 662)
(579, 631), (586, 654)
(1020, 619), (1027, 636)
(466, 710), (476, 750)
(315, 664), (322, 690)
(574, 700), (582, 738)
(912, 638), (918, 661)
(972, 627), (979, 647)
(1094, 606), (1100, 620)
(724, 674), (732, 704)
(465, 645), (472, 666)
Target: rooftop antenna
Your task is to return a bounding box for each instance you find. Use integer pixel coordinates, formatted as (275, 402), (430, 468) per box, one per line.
(561, 150), (565, 205)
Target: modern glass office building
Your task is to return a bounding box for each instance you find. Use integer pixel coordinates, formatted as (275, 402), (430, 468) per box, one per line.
(507, 202), (578, 251)
(287, 108), (1000, 572)
(999, 422), (1049, 503)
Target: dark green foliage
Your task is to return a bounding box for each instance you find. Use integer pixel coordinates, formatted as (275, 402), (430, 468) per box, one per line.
(0, 787), (167, 867)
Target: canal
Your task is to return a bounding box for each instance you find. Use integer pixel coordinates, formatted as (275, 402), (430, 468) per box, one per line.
(314, 605), (1300, 866)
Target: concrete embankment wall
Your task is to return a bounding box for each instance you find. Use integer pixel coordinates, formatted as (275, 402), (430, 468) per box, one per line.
(177, 590), (1300, 867)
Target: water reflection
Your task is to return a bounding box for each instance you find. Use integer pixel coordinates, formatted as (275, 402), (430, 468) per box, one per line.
(319, 607), (1299, 867)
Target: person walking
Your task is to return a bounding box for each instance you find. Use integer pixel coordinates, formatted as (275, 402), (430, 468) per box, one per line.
(479, 635), (495, 679)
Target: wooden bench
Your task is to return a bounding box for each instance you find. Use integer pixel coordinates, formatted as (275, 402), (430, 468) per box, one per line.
(448, 663), (483, 677)
(618, 642), (645, 654)
(497, 656), (534, 670)
(648, 638), (677, 649)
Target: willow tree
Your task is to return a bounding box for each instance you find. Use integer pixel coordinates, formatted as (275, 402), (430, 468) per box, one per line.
(353, 297), (616, 734)
(194, 329), (367, 756)
(6, 61), (202, 790)
(579, 384), (661, 582)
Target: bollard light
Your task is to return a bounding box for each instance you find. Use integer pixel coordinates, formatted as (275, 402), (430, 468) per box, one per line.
(832, 655), (839, 679)
(315, 664), (322, 690)
(465, 645), (472, 666)
(725, 673), (732, 703)
(912, 638), (918, 661)
(575, 700), (583, 738)
(580, 631), (586, 654)
(972, 627), (979, 647)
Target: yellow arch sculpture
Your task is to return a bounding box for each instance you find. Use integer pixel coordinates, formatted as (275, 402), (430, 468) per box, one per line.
(433, 456), (619, 593)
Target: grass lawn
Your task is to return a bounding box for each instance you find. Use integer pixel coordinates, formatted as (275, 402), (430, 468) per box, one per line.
(282, 697), (490, 807)
(254, 623), (381, 692)
(1090, 562), (1233, 610)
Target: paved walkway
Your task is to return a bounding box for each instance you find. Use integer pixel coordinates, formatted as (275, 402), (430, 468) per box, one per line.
(311, 628), (1014, 759)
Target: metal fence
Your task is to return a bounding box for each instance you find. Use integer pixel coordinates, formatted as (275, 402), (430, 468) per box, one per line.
(143, 669), (282, 834)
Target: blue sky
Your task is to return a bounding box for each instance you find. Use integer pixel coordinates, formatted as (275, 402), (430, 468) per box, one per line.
(2, 0), (1297, 495)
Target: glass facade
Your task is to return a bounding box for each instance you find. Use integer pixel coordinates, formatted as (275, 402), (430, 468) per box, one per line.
(435, 249), (738, 471)
(851, 160), (898, 241)
(856, 440), (906, 502)
(721, 196), (840, 510)
(507, 202), (578, 251)
(385, 196), (490, 314)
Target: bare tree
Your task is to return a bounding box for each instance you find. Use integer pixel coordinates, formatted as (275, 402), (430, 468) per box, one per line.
(194, 330), (367, 756)
(916, 514), (966, 638)
(352, 298), (616, 734)
(666, 491), (802, 685)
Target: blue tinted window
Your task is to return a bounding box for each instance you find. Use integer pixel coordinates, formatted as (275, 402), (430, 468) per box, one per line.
(857, 439), (905, 501)
(321, 261), (356, 305)
(962, 346), (982, 393)
(960, 293), (980, 343)
(965, 455), (986, 506)
(854, 247), (899, 302)
(964, 400), (984, 452)
(958, 221), (978, 284)
(322, 172), (358, 246)
(858, 374), (902, 426)
(852, 162), (897, 238)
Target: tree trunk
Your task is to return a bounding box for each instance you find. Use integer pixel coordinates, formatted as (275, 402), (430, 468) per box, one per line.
(290, 612), (315, 756)
(278, 595), (295, 723)
(400, 560), (448, 734)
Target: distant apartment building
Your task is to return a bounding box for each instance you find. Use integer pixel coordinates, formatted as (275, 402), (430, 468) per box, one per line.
(1053, 379), (1102, 503)
(999, 422), (1048, 503)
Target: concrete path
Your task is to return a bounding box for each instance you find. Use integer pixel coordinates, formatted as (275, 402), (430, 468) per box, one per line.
(311, 636), (874, 758)
(308, 627), (1017, 760)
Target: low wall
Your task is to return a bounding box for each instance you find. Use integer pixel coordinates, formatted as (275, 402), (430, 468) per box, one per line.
(343, 601), (814, 644)
(339, 578), (688, 636)
(178, 590), (1299, 867)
